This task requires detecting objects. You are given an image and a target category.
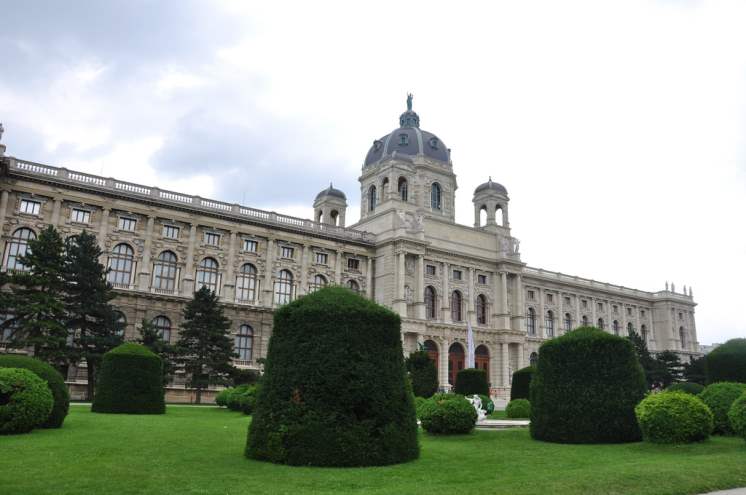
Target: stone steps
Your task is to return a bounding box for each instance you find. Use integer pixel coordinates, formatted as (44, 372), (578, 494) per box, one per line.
(475, 419), (530, 430)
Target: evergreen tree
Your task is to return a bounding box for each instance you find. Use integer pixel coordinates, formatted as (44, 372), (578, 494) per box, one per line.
(405, 350), (438, 398)
(1, 226), (68, 365)
(63, 231), (123, 400)
(683, 355), (707, 385)
(627, 330), (663, 390)
(176, 286), (234, 404)
(138, 318), (177, 385)
(654, 350), (684, 388)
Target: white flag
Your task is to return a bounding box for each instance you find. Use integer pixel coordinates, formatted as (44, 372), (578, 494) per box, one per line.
(466, 320), (476, 368)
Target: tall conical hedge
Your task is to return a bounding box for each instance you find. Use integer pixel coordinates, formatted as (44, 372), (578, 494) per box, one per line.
(0, 354), (69, 428)
(246, 286), (419, 466)
(92, 342), (165, 414)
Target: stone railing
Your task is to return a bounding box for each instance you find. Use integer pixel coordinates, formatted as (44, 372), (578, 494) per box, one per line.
(9, 159), (375, 244)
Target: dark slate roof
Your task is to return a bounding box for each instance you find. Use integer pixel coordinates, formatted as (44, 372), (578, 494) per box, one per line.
(315, 183), (347, 201)
(474, 178), (508, 196)
(364, 111), (450, 167)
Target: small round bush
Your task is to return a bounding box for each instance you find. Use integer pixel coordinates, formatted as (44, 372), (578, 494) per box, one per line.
(231, 385), (258, 415)
(406, 351), (438, 398)
(478, 394), (495, 414)
(215, 388), (232, 407)
(530, 327), (646, 443)
(246, 287), (419, 466)
(699, 382), (746, 434)
(0, 368), (54, 434)
(506, 399), (531, 419)
(728, 392), (746, 441)
(635, 392), (713, 443)
(92, 343), (165, 414)
(226, 384), (250, 411)
(510, 366), (535, 400)
(454, 368), (489, 396)
(0, 354), (69, 428)
(706, 339), (746, 384)
(419, 394), (477, 434)
(667, 382), (705, 396)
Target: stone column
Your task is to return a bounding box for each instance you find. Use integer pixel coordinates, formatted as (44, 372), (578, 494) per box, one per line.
(439, 338), (450, 391)
(538, 287), (545, 338)
(467, 267), (476, 325)
(366, 257), (373, 299)
(299, 245), (309, 296)
(514, 274), (524, 332)
(502, 342), (510, 386)
(50, 198), (62, 226)
(591, 297), (597, 325)
(335, 249), (342, 284)
(181, 223), (197, 296)
(137, 215), (155, 290)
(442, 262), (450, 321)
(575, 295), (581, 328)
(517, 343), (525, 369)
(97, 207), (110, 265)
(415, 254), (425, 319)
(0, 190), (9, 227)
(263, 238), (275, 307)
(396, 251), (407, 316)
(222, 231), (237, 301)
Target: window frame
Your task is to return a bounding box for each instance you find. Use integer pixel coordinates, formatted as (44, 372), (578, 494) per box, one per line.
(19, 199), (41, 216)
(70, 208), (91, 224)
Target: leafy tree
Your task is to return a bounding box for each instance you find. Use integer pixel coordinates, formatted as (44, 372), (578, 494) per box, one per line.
(63, 231), (123, 400)
(405, 350), (438, 398)
(654, 350), (684, 388)
(138, 318), (177, 385)
(175, 286), (234, 404)
(1, 226), (68, 365)
(683, 355), (707, 385)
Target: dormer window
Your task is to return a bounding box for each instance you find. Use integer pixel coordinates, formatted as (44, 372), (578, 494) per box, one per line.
(373, 139), (382, 151)
(428, 137), (439, 149)
(398, 133), (408, 145)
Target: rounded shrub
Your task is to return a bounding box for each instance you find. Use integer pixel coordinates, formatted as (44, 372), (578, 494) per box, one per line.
(226, 384), (249, 411)
(215, 388), (232, 407)
(727, 392), (746, 441)
(706, 339), (746, 384)
(246, 286), (419, 466)
(506, 399), (531, 419)
(419, 393), (477, 434)
(406, 351), (438, 398)
(0, 354), (69, 428)
(635, 392), (713, 443)
(454, 368), (489, 396)
(699, 382), (746, 434)
(667, 382), (705, 396)
(0, 368), (54, 434)
(530, 327), (647, 443)
(510, 366), (535, 401)
(92, 342), (165, 414)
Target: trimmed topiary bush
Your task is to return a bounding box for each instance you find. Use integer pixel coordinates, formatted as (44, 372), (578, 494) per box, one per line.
(699, 382), (746, 434)
(0, 368), (54, 434)
(92, 343), (165, 414)
(530, 327), (647, 443)
(706, 339), (746, 384)
(246, 286), (419, 466)
(667, 382), (705, 396)
(635, 392), (713, 443)
(406, 351), (438, 398)
(0, 354), (69, 428)
(454, 368), (489, 396)
(215, 388), (232, 407)
(728, 392), (746, 441)
(506, 399), (531, 419)
(510, 366), (535, 400)
(419, 393), (477, 434)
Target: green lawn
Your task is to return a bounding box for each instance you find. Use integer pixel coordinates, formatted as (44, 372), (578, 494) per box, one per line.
(2, 406), (746, 495)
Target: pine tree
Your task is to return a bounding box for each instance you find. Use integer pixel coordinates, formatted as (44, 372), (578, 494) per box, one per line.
(627, 330), (667, 390)
(2, 226), (68, 365)
(138, 318), (177, 385)
(63, 231), (123, 400)
(176, 286), (234, 404)
(683, 355), (707, 385)
(655, 350), (684, 388)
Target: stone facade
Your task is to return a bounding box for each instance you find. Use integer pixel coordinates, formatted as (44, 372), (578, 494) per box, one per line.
(0, 104), (698, 402)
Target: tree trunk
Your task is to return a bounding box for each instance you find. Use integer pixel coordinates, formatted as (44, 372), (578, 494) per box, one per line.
(86, 362), (95, 402)
(195, 386), (202, 404)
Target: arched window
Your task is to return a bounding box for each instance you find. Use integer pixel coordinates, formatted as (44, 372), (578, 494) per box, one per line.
(274, 269), (294, 305)
(196, 257), (219, 293)
(564, 313), (572, 332)
(597, 318), (605, 330)
(641, 324), (648, 342)
(425, 286), (437, 320)
(4, 227), (36, 271)
(368, 185), (377, 211)
(153, 250), (178, 292)
(113, 311), (126, 338)
(448, 342), (465, 385)
(529, 352), (539, 367)
(479, 206), (487, 227)
(309, 274), (327, 293)
(526, 307), (536, 335)
(108, 243), (135, 287)
(152, 316), (172, 343)
(679, 326), (686, 349)
(330, 210), (339, 226)
(398, 177), (408, 201)
(424, 340), (439, 372)
(431, 183), (442, 210)
(613, 320), (620, 336)
(627, 322), (634, 335)
(382, 177), (389, 197)
(235, 324), (253, 361)
(236, 263), (258, 302)
(450, 290), (463, 322)
(495, 205), (504, 227)
(582, 315), (588, 327)
(545, 310), (554, 337)
(475, 345), (490, 377)
(346, 279), (360, 294)
(476, 294), (487, 325)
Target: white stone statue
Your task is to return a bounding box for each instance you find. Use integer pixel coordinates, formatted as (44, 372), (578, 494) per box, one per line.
(466, 394), (487, 422)
(0, 122), (4, 142)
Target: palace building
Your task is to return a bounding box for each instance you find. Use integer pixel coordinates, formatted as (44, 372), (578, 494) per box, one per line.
(0, 100), (699, 402)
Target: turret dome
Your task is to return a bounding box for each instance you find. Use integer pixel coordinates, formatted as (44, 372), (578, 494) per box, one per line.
(474, 177), (508, 196)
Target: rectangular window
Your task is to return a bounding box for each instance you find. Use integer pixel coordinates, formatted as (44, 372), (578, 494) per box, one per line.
(426, 264), (436, 276)
(679, 312), (683, 320)
(19, 199), (41, 215)
(582, 300), (588, 309)
(452, 270), (462, 281)
(347, 258), (360, 271)
(597, 302), (603, 311)
(546, 293), (553, 304)
(564, 296), (571, 306)
(118, 217), (136, 231)
(477, 274), (487, 285)
(243, 239), (257, 253)
(163, 225), (179, 239)
(627, 307), (632, 316)
(71, 208), (91, 224)
(204, 232), (220, 246)
(315, 252), (328, 265)
(281, 246), (294, 259)
(641, 310), (646, 317)
(527, 290), (535, 301)
(613, 305), (618, 314)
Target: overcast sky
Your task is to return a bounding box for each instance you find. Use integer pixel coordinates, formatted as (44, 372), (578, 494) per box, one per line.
(1, 1), (745, 345)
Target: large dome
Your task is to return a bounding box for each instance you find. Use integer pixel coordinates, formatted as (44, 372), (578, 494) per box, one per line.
(363, 98), (450, 168)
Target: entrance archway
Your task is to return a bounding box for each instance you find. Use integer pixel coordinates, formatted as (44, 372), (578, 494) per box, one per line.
(475, 344), (490, 385)
(423, 339), (439, 375)
(448, 342), (465, 386)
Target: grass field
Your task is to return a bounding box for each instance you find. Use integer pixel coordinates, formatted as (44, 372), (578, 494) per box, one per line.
(2, 405), (746, 495)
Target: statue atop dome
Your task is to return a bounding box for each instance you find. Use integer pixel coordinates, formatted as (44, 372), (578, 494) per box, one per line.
(406, 93), (413, 111)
